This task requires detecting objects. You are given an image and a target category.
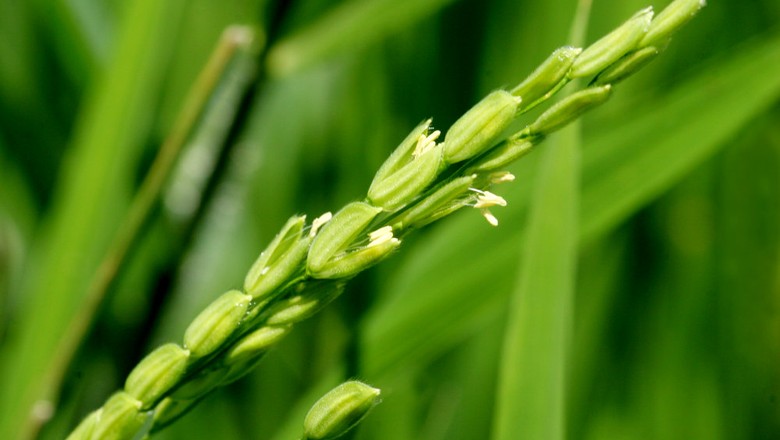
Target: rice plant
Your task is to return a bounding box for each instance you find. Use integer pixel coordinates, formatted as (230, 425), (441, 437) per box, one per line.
(0, 0), (778, 439)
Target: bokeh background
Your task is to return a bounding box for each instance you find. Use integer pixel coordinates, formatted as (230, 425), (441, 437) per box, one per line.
(1, 0), (779, 439)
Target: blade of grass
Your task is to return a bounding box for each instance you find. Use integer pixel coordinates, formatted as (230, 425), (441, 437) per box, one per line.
(265, 0), (461, 78)
(492, 1), (590, 438)
(360, 31), (780, 381)
(0, 1), (186, 438)
(492, 131), (579, 440)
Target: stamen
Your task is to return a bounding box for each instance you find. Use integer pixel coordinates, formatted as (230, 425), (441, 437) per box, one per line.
(481, 209), (499, 226)
(490, 171), (516, 184)
(368, 226), (392, 241)
(472, 190), (507, 208)
(367, 226), (397, 247)
(310, 212), (333, 237)
(412, 130), (441, 158)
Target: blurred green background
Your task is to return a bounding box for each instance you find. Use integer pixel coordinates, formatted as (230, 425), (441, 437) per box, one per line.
(1, 0), (779, 439)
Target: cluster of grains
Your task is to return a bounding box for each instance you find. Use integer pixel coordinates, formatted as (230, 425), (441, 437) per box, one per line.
(66, 1), (704, 438)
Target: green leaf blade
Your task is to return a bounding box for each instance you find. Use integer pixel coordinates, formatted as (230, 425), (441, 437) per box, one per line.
(493, 126), (580, 440)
